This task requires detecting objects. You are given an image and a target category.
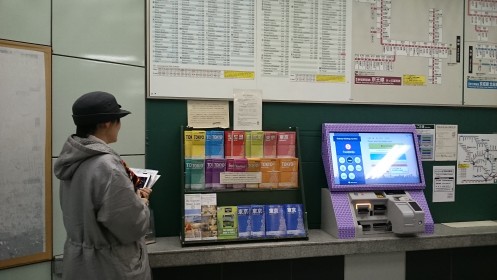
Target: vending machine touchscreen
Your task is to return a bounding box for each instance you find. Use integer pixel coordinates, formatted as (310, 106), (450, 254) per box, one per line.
(321, 123), (434, 239)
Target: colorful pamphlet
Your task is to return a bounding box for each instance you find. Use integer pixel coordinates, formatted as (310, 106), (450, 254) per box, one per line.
(285, 204), (306, 237)
(205, 158), (226, 190)
(206, 130), (224, 159)
(259, 158), (279, 189)
(201, 193), (218, 240)
(250, 205), (265, 238)
(246, 158), (261, 189)
(265, 204), (287, 237)
(184, 130), (193, 159)
(184, 194), (202, 241)
(191, 130), (206, 159)
(224, 130), (245, 159)
(263, 131), (278, 158)
(189, 159), (205, 191)
(184, 159), (192, 190)
(277, 131), (296, 158)
(226, 158), (248, 189)
(245, 131), (252, 159)
(278, 158), (299, 188)
(217, 206), (238, 239)
(249, 131), (264, 158)
(237, 205), (251, 238)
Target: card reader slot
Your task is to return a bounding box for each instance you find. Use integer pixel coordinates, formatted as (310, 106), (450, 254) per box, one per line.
(409, 201), (422, 212)
(357, 207), (369, 215)
(373, 204), (386, 215)
(355, 203), (371, 215)
(372, 222), (392, 232)
(385, 190), (406, 195)
(373, 222), (388, 230)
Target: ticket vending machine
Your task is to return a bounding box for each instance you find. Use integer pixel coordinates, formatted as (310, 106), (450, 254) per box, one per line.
(321, 123), (434, 239)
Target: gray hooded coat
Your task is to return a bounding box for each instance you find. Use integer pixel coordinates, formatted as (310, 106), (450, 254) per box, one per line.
(54, 135), (151, 280)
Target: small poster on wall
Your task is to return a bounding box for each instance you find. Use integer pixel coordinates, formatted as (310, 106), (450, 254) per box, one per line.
(187, 100), (229, 129)
(233, 89), (262, 131)
(432, 166), (455, 203)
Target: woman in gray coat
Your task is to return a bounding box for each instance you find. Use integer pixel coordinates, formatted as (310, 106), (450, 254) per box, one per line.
(54, 91), (152, 280)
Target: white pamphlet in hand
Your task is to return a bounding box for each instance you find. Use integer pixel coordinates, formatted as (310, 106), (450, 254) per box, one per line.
(130, 168), (161, 189)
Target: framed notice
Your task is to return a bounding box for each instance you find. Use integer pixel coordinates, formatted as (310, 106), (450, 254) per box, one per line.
(0, 40), (52, 269)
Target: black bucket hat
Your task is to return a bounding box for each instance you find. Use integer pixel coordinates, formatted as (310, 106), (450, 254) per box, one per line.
(72, 91), (131, 125)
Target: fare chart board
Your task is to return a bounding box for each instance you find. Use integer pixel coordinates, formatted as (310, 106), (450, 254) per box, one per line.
(147, 0), (496, 106)
(463, 0), (497, 106)
(148, 0), (352, 103)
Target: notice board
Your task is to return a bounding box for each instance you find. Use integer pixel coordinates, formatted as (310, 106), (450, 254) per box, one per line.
(0, 40), (52, 269)
(147, 0), (497, 106)
(463, 0), (497, 106)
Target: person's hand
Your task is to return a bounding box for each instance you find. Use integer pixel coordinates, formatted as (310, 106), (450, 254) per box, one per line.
(136, 188), (152, 206)
(138, 188), (152, 199)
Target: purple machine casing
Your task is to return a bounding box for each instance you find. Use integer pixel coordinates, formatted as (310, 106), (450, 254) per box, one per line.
(321, 123), (434, 238)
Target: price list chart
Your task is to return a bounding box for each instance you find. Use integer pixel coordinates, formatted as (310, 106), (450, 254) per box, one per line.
(148, 0), (353, 102)
(256, 0), (351, 102)
(149, 0), (257, 98)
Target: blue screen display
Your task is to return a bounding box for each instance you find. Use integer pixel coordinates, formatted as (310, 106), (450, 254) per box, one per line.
(329, 132), (421, 185)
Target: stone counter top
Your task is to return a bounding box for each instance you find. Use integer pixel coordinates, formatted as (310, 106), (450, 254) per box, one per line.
(147, 224), (497, 268)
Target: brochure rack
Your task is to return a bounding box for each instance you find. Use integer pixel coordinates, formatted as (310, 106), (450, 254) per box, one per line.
(180, 126), (309, 246)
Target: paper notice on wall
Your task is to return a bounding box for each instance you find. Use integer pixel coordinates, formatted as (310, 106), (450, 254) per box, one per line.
(434, 124), (458, 161)
(187, 100), (229, 128)
(233, 89), (262, 131)
(432, 166), (455, 203)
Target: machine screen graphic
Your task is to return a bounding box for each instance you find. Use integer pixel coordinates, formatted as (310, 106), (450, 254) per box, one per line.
(329, 132), (421, 185)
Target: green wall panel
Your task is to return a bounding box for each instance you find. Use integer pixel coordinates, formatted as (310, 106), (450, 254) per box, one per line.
(147, 99), (497, 237)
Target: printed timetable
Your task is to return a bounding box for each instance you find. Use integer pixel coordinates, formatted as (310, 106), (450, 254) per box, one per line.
(260, 0), (347, 81)
(148, 0), (353, 102)
(150, 0), (256, 78)
(148, 0), (495, 107)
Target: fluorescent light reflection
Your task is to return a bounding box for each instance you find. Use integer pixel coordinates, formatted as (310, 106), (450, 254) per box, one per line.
(85, 54), (138, 64)
(366, 145), (410, 179)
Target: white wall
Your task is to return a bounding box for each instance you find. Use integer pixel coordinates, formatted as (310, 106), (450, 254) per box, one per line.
(0, 0), (146, 278)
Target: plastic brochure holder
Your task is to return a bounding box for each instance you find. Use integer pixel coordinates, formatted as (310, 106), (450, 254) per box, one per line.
(180, 126), (309, 246)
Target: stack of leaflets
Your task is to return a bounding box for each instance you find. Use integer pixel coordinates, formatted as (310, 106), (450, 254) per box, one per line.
(130, 168), (161, 189)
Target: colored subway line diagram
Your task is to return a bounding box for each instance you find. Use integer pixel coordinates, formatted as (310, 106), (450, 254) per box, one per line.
(354, 0), (452, 85)
(457, 134), (497, 184)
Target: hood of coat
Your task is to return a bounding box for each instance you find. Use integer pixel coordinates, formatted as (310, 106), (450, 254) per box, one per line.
(54, 135), (119, 180)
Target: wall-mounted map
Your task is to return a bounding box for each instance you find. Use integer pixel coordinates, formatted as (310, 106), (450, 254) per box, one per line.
(457, 134), (497, 184)
(351, 0), (463, 105)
